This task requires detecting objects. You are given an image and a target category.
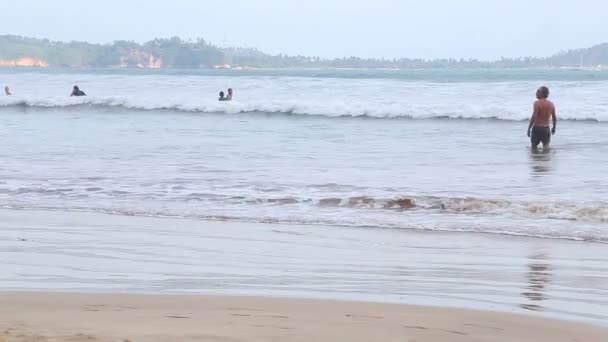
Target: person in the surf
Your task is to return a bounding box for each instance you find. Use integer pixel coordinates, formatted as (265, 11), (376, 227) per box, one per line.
(226, 88), (233, 101)
(70, 85), (86, 97)
(219, 91), (228, 101)
(527, 86), (557, 149)
(5, 86), (12, 96)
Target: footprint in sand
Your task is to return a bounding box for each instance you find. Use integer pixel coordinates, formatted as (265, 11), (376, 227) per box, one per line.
(261, 315), (289, 319)
(65, 333), (98, 341)
(229, 313), (289, 319)
(226, 308), (265, 312)
(82, 305), (137, 312)
(441, 329), (468, 336)
(464, 323), (504, 331)
(403, 326), (428, 330)
(346, 314), (384, 319)
(403, 326), (468, 336)
(251, 324), (293, 330)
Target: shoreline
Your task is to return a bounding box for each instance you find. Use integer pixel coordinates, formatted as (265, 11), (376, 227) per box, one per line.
(1, 292), (607, 342)
(2, 65), (608, 71)
(2, 208), (607, 326)
(1, 204), (606, 245)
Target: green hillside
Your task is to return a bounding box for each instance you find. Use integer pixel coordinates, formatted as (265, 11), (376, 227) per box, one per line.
(1, 35), (607, 69)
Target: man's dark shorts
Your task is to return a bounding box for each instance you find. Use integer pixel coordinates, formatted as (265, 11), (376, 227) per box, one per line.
(531, 126), (551, 146)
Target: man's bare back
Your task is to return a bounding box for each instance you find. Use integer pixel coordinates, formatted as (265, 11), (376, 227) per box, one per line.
(527, 86), (557, 149)
(532, 99), (556, 127)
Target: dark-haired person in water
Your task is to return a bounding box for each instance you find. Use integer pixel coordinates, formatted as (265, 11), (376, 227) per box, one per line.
(219, 91), (228, 101)
(527, 86), (557, 149)
(70, 85), (86, 97)
(5, 86), (12, 96)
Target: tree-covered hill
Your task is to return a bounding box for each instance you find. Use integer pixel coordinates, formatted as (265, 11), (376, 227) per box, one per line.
(1, 35), (607, 69)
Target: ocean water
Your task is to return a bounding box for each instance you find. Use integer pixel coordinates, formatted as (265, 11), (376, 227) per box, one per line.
(1, 68), (608, 243)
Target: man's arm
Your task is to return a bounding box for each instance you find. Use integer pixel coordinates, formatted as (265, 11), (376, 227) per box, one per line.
(552, 105), (557, 134)
(527, 102), (538, 137)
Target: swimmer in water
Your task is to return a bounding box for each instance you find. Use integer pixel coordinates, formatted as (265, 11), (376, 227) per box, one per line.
(219, 91), (228, 101)
(527, 86), (557, 149)
(5, 86), (12, 96)
(226, 88), (233, 101)
(70, 85), (86, 97)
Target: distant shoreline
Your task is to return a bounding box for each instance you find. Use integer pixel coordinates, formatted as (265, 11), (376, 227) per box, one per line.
(2, 35), (608, 70)
(1, 65), (608, 71)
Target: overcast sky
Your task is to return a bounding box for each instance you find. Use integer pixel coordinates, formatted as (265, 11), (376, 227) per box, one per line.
(1, 0), (607, 60)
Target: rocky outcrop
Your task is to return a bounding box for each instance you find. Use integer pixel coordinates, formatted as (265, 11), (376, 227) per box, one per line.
(0, 57), (49, 67)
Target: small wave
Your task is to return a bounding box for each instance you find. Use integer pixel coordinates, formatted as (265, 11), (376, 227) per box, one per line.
(1, 97), (606, 122)
(315, 195), (608, 223)
(2, 186), (608, 224)
(223, 194), (608, 225)
(0, 204), (606, 244)
(4, 187), (76, 195)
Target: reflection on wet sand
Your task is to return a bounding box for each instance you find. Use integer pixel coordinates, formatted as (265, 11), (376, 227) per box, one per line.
(520, 253), (552, 312)
(529, 149), (555, 176)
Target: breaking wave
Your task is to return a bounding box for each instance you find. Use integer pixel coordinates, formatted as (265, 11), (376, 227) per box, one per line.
(1, 191), (607, 243)
(0, 97), (605, 121)
(3, 186), (607, 223)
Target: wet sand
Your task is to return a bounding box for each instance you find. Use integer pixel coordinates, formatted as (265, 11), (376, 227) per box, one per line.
(1, 292), (607, 342)
(1, 209), (607, 340)
(1, 209), (607, 326)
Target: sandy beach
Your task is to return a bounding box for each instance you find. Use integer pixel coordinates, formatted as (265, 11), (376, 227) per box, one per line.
(1, 209), (607, 340)
(0, 292), (606, 342)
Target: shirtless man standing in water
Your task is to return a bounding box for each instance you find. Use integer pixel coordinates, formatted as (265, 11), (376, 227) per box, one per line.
(527, 86), (557, 149)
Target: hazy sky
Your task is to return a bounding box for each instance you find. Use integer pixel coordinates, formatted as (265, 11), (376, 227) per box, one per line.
(1, 0), (607, 60)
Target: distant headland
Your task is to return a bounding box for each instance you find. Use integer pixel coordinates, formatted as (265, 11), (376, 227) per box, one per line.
(1, 35), (607, 70)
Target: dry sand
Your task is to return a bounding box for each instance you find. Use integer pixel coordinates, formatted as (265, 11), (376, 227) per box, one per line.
(0, 292), (606, 342)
